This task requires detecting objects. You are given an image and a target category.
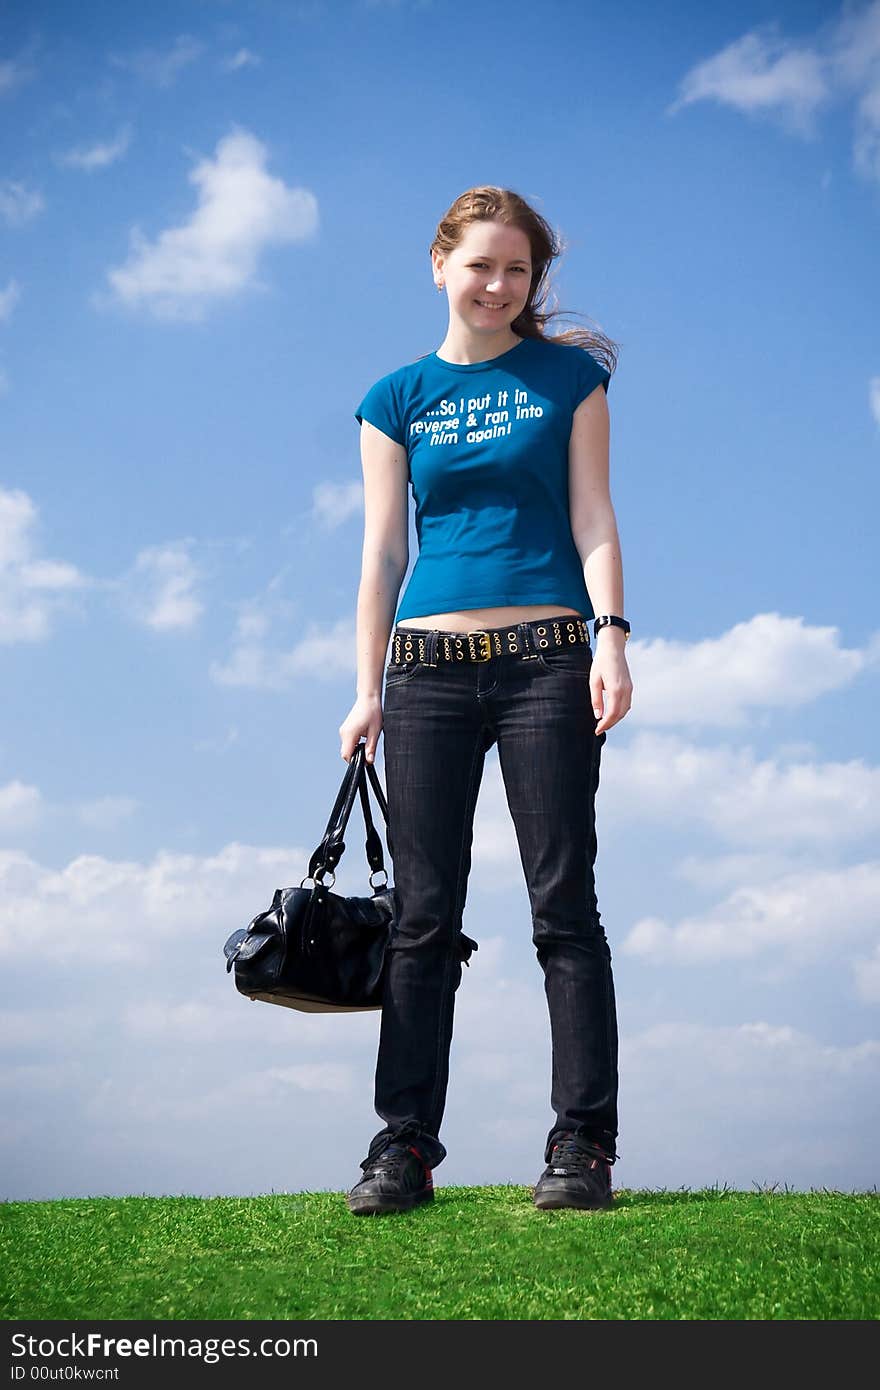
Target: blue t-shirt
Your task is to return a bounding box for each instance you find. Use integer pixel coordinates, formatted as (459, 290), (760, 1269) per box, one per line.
(354, 334), (610, 624)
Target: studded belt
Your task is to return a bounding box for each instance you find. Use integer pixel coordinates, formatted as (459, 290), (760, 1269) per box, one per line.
(390, 614), (592, 666)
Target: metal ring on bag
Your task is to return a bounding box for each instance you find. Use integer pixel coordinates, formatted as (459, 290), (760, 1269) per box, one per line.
(369, 868), (388, 889)
(301, 870), (336, 889)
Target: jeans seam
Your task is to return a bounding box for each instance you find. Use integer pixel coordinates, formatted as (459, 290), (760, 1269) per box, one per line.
(426, 727), (484, 1127)
(603, 950), (614, 1087)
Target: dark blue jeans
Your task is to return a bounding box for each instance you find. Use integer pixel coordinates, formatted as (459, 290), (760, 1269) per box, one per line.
(364, 615), (619, 1173)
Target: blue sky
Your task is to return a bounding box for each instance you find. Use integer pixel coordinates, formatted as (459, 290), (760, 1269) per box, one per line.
(1, 0), (878, 1205)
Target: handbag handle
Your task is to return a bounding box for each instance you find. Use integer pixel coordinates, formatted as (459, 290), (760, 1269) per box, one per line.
(306, 743), (390, 884)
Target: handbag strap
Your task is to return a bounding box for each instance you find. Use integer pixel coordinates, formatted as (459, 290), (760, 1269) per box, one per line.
(307, 743), (390, 881)
(364, 755), (388, 820)
(356, 756), (390, 872)
(309, 746), (363, 876)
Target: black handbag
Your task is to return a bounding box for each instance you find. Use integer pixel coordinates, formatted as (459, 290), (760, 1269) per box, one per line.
(223, 741), (478, 1012)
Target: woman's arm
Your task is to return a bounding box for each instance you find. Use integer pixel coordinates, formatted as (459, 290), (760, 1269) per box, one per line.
(568, 386), (633, 733)
(339, 421), (409, 762)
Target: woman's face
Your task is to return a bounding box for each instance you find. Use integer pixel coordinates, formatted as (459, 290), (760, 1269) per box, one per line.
(435, 220), (533, 336)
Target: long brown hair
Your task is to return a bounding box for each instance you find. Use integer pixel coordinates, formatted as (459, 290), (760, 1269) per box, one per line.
(428, 185), (619, 376)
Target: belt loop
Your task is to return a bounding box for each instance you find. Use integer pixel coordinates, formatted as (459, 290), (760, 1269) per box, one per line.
(517, 620), (533, 659)
(425, 630), (438, 666)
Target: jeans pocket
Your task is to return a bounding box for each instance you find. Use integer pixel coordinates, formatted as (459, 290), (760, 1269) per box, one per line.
(384, 661), (423, 688)
(535, 644), (593, 676)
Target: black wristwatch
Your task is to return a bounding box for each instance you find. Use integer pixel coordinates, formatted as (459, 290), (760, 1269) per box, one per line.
(593, 615), (631, 642)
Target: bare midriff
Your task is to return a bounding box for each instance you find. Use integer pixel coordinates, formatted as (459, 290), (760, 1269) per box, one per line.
(396, 604), (585, 634)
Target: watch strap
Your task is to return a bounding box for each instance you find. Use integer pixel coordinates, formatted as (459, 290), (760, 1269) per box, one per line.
(593, 615), (631, 642)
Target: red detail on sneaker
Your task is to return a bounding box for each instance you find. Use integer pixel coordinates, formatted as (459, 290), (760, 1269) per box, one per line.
(408, 1145), (434, 1186)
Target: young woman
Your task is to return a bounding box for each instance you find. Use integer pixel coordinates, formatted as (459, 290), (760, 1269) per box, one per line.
(340, 186), (633, 1215)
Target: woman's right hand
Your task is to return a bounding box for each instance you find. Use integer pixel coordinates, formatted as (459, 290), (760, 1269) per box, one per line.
(339, 693), (384, 764)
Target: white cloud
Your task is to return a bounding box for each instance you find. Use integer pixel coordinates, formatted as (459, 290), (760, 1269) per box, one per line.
(0, 780), (42, 831)
(194, 725), (241, 754)
(828, 0), (880, 181)
(2, 1000), (875, 1193)
(852, 941), (880, 1003)
(0, 780), (138, 838)
(599, 729), (880, 847)
(209, 608), (880, 707)
(211, 611), (353, 688)
(0, 180), (45, 228)
(626, 613), (870, 728)
(0, 487), (242, 641)
(670, 4), (880, 187)
(221, 49), (261, 73)
(455, 997), (880, 1186)
(101, 128), (319, 322)
(621, 860), (880, 969)
(114, 541), (205, 631)
(669, 26), (829, 135)
(264, 1063), (355, 1094)
(75, 796), (139, 831)
(0, 1007), (97, 1049)
(0, 279), (21, 322)
(57, 125), (132, 172)
(107, 34), (205, 89)
(673, 849), (818, 892)
(464, 727), (880, 885)
(0, 1059), (87, 1093)
(0, 49), (39, 98)
(471, 769), (524, 870)
(121, 991), (360, 1050)
(0, 841), (305, 964)
(618, 1019), (880, 1188)
(0, 486), (90, 644)
(124, 999), (234, 1044)
(311, 480), (364, 529)
(0, 919), (877, 1193)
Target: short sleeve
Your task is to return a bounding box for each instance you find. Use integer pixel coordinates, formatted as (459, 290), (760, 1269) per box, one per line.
(354, 373), (405, 446)
(572, 348), (611, 409)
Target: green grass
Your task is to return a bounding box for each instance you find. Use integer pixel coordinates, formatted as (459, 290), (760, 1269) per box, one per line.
(2, 1186), (878, 1320)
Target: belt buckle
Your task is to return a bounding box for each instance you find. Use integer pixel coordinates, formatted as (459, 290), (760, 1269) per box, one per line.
(471, 631), (492, 662)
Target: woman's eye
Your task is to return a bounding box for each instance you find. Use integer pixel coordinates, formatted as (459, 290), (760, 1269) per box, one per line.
(470, 263), (528, 272)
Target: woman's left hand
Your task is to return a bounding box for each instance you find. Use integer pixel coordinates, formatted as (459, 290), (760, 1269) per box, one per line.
(590, 638), (633, 734)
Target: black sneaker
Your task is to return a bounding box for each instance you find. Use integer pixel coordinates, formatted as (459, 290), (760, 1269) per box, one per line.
(347, 1140), (435, 1215)
(533, 1133), (614, 1211)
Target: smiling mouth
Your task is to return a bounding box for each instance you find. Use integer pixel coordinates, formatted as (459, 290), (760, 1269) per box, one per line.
(474, 300), (508, 310)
